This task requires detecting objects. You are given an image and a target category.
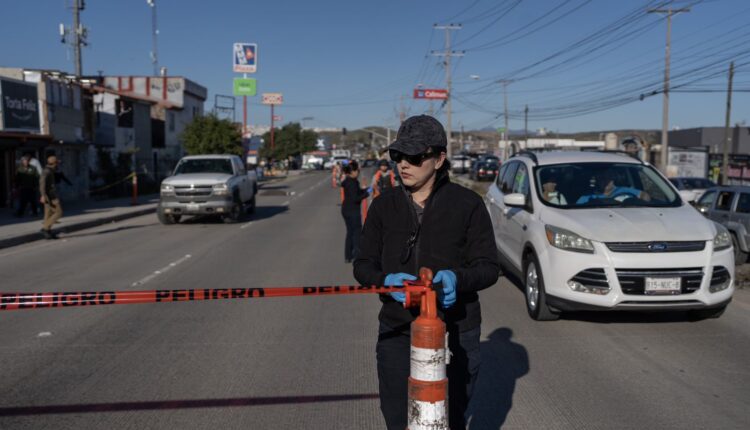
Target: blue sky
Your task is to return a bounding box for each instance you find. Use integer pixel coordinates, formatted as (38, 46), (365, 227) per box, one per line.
(2, 0), (748, 133)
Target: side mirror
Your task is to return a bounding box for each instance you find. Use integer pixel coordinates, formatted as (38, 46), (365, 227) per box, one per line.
(503, 193), (526, 208)
(679, 190), (696, 203)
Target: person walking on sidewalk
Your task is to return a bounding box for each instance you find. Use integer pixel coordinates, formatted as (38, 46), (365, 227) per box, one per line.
(341, 160), (369, 263)
(39, 155), (63, 240)
(353, 115), (500, 430)
(14, 155), (40, 217)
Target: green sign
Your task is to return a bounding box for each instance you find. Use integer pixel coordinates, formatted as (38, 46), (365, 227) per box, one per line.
(233, 78), (257, 96)
(497, 127), (506, 133)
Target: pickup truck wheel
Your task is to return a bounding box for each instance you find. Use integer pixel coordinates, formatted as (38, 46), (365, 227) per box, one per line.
(731, 233), (748, 264)
(524, 254), (560, 321)
(223, 196), (242, 224)
(157, 209), (177, 225)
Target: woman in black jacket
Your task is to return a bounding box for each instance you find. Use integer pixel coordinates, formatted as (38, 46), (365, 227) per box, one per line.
(340, 161), (369, 263)
(354, 115), (500, 430)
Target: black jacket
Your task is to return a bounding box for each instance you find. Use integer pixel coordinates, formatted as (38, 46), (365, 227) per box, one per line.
(341, 176), (369, 216)
(354, 169), (500, 332)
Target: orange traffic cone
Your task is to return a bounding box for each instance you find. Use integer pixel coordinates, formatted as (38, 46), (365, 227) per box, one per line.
(406, 269), (448, 430)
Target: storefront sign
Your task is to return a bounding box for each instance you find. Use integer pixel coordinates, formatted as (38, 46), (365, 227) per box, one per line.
(1, 79), (40, 132)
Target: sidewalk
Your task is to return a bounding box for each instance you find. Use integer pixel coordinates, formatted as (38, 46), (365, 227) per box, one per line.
(0, 195), (158, 250)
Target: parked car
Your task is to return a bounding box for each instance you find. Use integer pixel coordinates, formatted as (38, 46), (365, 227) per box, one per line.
(669, 177), (716, 201)
(451, 154), (471, 174)
(158, 154), (257, 224)
(485, 151), (734, 321)
(696, 186), (750, 263)
(469, 161), (500, 181)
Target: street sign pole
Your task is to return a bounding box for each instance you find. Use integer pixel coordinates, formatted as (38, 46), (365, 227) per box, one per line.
(271, 104), (275, 151)
(243, 73), (248, 136)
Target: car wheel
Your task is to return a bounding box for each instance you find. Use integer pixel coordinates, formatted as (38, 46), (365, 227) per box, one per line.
(524, 254), (560, 321)
(688, 305), (727, 321)
(157, 208), (177, 225)
(731, 233), (748, 264)
(223, 196), (242, 224)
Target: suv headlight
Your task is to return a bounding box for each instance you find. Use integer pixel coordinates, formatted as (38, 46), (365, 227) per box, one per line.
(212, 183), (230, 195)
(160, 184), (174, 195)
(713, 224), (732, 252)
(545, 225), (595, 254)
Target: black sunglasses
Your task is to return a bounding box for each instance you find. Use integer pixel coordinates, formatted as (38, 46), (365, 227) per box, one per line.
(389, 150), (438, 166)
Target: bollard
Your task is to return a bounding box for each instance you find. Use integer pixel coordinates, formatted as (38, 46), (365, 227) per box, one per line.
(406, 268), (448, 430)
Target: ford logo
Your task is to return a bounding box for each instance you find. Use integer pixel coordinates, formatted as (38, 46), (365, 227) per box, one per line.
(649, 242), (668, 252)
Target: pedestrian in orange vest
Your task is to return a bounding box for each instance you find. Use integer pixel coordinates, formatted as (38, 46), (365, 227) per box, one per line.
(370, 159), (397, 199)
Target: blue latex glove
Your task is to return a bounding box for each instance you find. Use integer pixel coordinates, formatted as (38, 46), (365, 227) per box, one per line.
(384, 273), (417, 303)
(367, 186), (373, 194)
(433, 270), (457, 308)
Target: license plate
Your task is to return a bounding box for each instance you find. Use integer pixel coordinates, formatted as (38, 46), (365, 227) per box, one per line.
(645, 277), (681, 294)
(186, 203), (200, 212)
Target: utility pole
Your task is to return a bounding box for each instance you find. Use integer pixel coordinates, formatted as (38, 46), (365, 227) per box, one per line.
(147, 0), (159, 76)
(524, 105), (529, 149)
(500, 80), (511, 160)
(60, 0), (88, 77)
(722, 61), (735, 185)
(432, 24), (463, 159)
(649, 7), (690, 173)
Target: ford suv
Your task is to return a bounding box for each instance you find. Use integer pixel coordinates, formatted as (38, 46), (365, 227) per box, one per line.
(486, 151), (734, 321)
(158, 155), (257, 224)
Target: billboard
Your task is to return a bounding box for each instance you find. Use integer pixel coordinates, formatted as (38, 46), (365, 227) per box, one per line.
(233, 78), (257, 96)
(262, 93), (283, 105)
(233, 43), (257, 73)
(413, 88), (448, 100)
(0, 79), (40, 132)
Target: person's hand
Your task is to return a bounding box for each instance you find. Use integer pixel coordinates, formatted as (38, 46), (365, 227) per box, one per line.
(384, 273), (417, 303)
(39, 196), (46, 204)
(367, 186), (373, 194)
(433, 270), (457, 308)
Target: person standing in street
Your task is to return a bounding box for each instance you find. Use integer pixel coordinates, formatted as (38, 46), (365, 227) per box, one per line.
(39, 155), (63, 240)
(354, 115), (500, 429)
(341, 160), (369, 263)
(14, 155), (40, 217)
(370, 159), (397, 199)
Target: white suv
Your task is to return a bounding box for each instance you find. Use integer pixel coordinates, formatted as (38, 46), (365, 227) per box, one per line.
(486, 151), (734, 321)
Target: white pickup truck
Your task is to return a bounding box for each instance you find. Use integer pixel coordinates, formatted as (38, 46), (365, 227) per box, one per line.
(158, 154), (257, 224)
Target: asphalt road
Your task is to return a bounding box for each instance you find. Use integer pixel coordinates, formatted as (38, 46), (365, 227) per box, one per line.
(0, 171), (748, 429)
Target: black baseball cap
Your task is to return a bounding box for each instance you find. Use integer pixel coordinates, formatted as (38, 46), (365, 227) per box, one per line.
(389, 115), (447, 155)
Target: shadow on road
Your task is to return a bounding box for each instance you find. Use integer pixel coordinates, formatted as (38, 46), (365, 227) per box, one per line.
(0, 393), (379, 417)
(63, 224), (154, 238)
(467, 327), (529, 430)
(178, 205), (289, 225)
(258, 184), (289, 190)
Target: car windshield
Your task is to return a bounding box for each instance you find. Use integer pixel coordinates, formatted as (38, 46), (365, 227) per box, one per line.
(681, 178), (716, 189)
(174, 159), (233, 175)
(535, 162), (680, 208)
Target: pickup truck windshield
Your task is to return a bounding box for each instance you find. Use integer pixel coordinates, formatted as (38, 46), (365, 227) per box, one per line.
(174, 159), (233, 175)
(535, 162), (681, 208)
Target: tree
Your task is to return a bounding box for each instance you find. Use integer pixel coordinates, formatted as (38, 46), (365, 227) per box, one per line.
(181, 114), (242, 156)
(260, 122), (318, 160)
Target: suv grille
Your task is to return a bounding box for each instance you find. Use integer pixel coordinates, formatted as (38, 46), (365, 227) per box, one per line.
(616, 268), (703, 295)
(174, 185), (212, 197)
(570, 268), (609, 289)
(605, 241), (706, 253)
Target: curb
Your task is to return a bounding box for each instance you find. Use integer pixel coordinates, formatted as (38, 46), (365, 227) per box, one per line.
(0, 205), (157, 250)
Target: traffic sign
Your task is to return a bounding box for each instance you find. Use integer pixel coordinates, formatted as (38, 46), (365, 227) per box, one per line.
(262, 93), (283, 105)
(413, 88), (448, 100)
(273, 115), (282, 121)
(233, 43), (257, 73)
(233, 78), (257, 96)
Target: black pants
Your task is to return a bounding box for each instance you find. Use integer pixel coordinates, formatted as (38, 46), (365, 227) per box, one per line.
(15, 188), (38, 216)
(342, 211), (361, 261)
(376, 322), (481, 430)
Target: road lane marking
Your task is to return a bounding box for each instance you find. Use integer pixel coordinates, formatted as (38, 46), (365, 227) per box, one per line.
(282, 200), (290, 206)
(131, 254), (192, 287)
(240, 221), (254, 230)
(298, 192), (305, 197)
(37, 332), (52, 338)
